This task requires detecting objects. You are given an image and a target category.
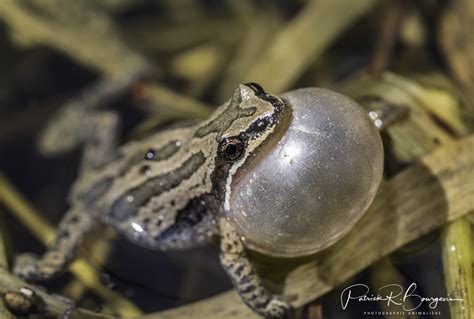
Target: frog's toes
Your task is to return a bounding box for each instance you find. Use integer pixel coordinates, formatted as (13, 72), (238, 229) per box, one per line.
(264, 297), (294, 319)
(13, 253), (40, 281)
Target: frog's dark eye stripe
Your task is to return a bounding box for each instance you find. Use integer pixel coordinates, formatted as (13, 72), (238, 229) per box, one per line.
(246, 117), (272, 139)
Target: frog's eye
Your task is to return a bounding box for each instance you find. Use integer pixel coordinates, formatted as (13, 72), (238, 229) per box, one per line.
(218, 137), (245, 161)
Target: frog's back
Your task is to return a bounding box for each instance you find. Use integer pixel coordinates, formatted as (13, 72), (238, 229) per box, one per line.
(69, 122), (222, 248)
(71, 125), (197, 213)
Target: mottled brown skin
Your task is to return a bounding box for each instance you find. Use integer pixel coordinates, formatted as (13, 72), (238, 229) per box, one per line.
(13, 82), (293, 318)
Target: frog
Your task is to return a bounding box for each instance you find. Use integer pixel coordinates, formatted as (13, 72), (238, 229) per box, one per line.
(13, 81), (294, 319)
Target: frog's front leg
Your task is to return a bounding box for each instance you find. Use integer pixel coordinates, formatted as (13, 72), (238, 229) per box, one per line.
(14, 208), (96, 282)
(218, 218), (293, 319)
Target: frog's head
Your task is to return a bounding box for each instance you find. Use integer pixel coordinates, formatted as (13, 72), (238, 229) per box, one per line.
(206, 83), (289, 211)
(217, 83), (286, 159)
